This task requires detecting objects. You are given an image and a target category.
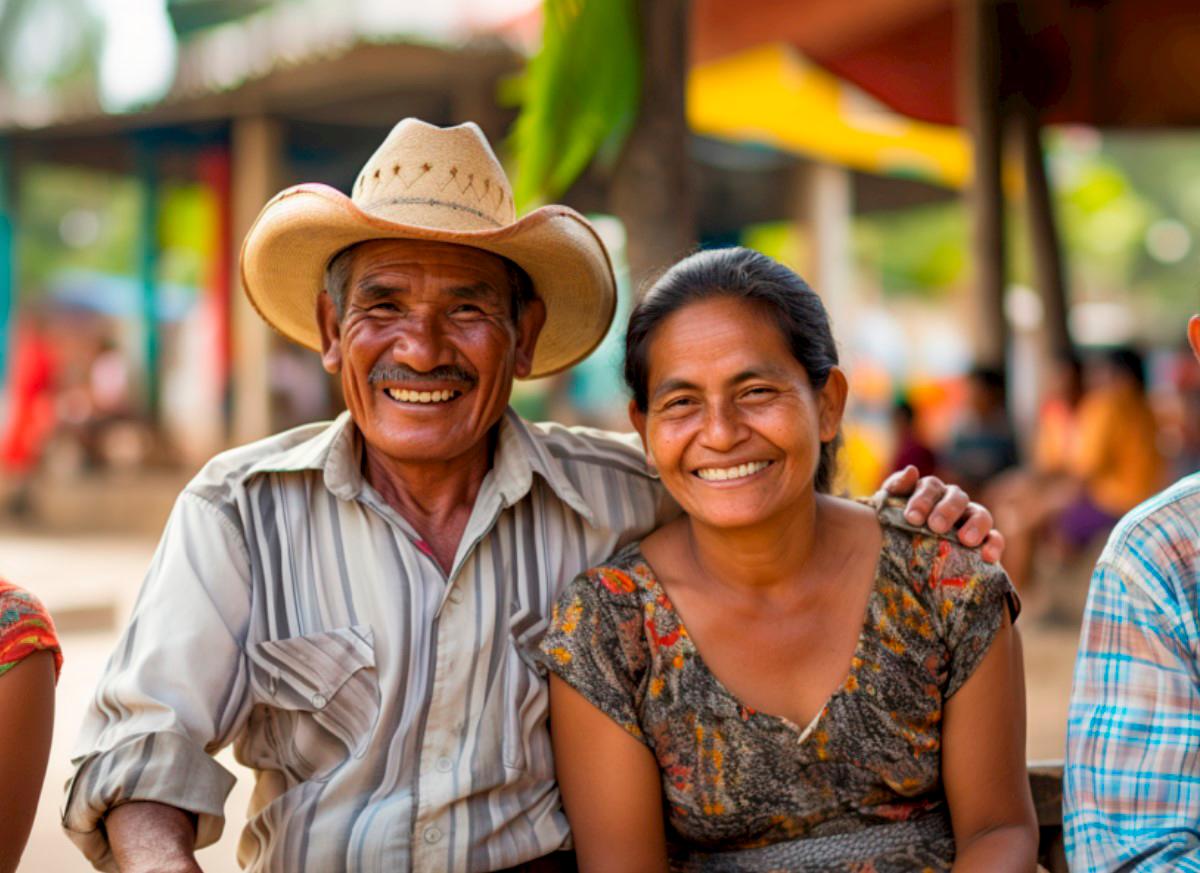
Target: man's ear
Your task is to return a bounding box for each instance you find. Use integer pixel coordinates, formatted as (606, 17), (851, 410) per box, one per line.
(513, 297), (548, 379)
(316, 291), (342, 374)
(1189, 315), (1200, 366)
(628, 400), (649, 451)
(818, 367), (849, 442)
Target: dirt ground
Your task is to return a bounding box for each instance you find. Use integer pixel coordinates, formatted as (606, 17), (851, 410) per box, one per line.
(6, 470), (1095, 872)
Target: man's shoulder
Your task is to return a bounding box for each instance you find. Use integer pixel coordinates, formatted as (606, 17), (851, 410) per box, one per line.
(1098, 470), (1200, 604)
(184, 419), (339, 505)
(523, 420), (650, 479)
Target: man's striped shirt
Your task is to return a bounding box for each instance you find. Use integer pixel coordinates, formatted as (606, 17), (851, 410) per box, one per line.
(64, 410), (671, 872)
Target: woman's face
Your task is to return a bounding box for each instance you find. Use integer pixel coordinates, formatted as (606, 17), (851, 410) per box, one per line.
(630, 296), (846, 532)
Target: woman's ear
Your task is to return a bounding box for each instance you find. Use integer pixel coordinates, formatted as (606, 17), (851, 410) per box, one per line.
(628, 400), (656, 476)
(818, 367), (849, 442)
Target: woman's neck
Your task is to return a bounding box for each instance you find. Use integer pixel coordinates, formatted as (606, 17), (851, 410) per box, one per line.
(684, 492), (824, 594)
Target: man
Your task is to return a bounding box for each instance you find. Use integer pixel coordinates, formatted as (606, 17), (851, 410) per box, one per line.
(63, 119), (1002, 873)
(1064, 315), (1200, 870)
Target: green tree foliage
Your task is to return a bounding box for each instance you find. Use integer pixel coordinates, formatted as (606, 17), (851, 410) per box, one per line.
(505, 0), (641, 212)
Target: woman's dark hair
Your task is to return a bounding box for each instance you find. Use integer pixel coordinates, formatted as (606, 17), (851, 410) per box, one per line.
(624, 246), (842, 493)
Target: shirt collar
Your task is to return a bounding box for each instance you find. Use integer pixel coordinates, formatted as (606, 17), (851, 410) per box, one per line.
(239, 408), (596, 525)
(241, 411), (365, 501)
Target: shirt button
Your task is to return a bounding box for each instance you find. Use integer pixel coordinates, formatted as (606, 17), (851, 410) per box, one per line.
(448, 588), (464, 605)
(424, 826), (442, 844)
(435, 756), (453, 773)
(311, 693), (327, 709)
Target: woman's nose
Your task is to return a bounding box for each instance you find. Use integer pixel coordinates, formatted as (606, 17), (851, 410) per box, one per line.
(699, 400), (745, 450)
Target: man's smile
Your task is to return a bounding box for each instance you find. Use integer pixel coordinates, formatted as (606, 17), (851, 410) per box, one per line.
(382, 386), (465, 405)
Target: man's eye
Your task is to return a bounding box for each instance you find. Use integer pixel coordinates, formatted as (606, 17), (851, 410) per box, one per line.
(743, 386), (775, 398)
(368, 302), (399, 313)
(663, 396), (695, 410)
(453, 304), (485, 315)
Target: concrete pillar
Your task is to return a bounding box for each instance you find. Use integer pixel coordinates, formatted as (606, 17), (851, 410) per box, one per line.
(230, 115), (282, 445)
(799, 161), (853, 337)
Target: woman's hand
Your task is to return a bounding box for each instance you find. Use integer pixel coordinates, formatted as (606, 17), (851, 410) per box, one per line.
(548, 675), (669, 873)
(876, 466), (1006, 563)
(942, 615), (1039, 872)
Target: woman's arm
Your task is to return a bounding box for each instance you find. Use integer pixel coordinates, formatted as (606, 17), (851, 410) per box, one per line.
(0, 650), (56, 873)
(942, 615), (1038, 872)
(549, 674), (669, 873)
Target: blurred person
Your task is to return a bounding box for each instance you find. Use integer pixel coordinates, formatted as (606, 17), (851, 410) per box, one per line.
(1064, 315), (1200, 870)
(890, 397), (939, 478)
(0, 580), (62, 873)
(62, 120), (1000, 873)
(990, 352), (1086, 591)
(541, 249), (1036, 871)
(1057, 347), (1164, 551)
(0, 307), (59, 517)
(942, 366), (1019, 496)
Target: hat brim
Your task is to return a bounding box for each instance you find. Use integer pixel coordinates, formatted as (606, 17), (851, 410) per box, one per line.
(239, 183), (617, 379)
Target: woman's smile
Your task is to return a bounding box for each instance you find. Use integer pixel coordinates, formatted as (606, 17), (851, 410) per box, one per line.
(693, 459), (775, 483)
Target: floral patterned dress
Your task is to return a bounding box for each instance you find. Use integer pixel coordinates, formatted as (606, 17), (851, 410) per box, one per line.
(0, 581), (62, 680)
(538, 502), (1019, 872)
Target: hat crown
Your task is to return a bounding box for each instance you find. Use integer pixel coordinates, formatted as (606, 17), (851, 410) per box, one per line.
(351, 118), (516, 232)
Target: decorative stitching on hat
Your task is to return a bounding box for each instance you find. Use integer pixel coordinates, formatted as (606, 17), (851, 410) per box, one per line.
(361, 196), (502, 226)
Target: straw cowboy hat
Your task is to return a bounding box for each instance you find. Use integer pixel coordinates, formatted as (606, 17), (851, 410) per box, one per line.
(239, 118), (617, 378)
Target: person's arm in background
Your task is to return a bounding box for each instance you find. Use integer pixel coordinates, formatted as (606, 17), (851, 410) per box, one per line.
(1065, 556), (1200, 872)
(0, 651), (56, 873)
(877, 466), (1006, 563)
(62, 490), (253, 872)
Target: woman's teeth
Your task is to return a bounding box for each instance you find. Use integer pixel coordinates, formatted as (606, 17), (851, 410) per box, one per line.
(384, 388), (460, 404)
(696, 461), (771, 482)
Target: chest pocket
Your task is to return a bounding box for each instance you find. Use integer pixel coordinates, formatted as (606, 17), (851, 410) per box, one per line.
(248, 625), (380, 782)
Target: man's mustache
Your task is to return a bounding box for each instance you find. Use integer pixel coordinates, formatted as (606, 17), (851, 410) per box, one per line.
(367, 363), (477, 386)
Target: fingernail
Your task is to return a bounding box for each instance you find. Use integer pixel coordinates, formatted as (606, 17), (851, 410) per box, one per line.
(905, 510), (921, 523)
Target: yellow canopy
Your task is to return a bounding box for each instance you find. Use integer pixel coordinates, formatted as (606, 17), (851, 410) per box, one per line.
(688, 43), (971, 189)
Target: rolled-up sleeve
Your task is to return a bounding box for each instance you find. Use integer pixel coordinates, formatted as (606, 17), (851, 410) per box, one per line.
(63, 490), (253, 870)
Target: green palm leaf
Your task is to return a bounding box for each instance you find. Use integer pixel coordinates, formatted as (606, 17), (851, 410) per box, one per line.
(506, 0), (641, 213)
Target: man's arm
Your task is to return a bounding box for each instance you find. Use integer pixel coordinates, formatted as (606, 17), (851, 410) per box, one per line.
(63, 490), (252, 870)
(876, 466), (1005, 563)
(106, 803), (202, 873)
(1065, 558), (1200, 872)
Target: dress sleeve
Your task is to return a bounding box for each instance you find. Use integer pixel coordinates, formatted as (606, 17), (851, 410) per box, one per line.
(538, 566), (651, 744)
(921, 537), (1020, 698)
(0, 583), (62, 680)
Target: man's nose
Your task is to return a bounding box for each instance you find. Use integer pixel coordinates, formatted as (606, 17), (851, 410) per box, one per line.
(390, 314), (445, 372)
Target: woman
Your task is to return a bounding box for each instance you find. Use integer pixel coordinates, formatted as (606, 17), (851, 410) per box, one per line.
(0, 580), (61, 873)
(539, 248), (1036, 872)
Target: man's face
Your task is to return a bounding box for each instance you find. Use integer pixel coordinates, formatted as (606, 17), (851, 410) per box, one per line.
(317, 239), (545, 466)
(1189, 315), (1200, 365)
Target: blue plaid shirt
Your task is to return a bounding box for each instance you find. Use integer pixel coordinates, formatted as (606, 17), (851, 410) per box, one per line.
(1065, 470), (1200, 871)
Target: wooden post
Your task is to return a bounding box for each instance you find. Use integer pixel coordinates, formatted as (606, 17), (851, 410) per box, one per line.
(799, 161), (853, 336)
(0, 138), (13, 387)
(959, 0), (1009, 370)
(135, 137), (162, 420)
(1017, 100), (1071, 359)
(230, 115), (282, 445)
(609, 0), (695, 293)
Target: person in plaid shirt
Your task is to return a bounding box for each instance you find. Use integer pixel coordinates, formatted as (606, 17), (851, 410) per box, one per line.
(1064, 313), (1200, 871)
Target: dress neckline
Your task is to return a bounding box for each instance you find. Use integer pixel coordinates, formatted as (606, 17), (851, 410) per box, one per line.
(630, 519), (894, 742)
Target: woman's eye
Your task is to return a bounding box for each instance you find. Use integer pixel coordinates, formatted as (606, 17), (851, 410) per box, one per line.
(744, 386), (775, 398)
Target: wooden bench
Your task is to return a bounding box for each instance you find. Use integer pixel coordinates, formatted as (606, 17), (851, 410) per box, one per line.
(1031, 761), (1067, 872)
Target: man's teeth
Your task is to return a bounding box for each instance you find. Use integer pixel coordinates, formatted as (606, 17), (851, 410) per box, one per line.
(696, 461), (771, 482)
(384, 388), (459, 404)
